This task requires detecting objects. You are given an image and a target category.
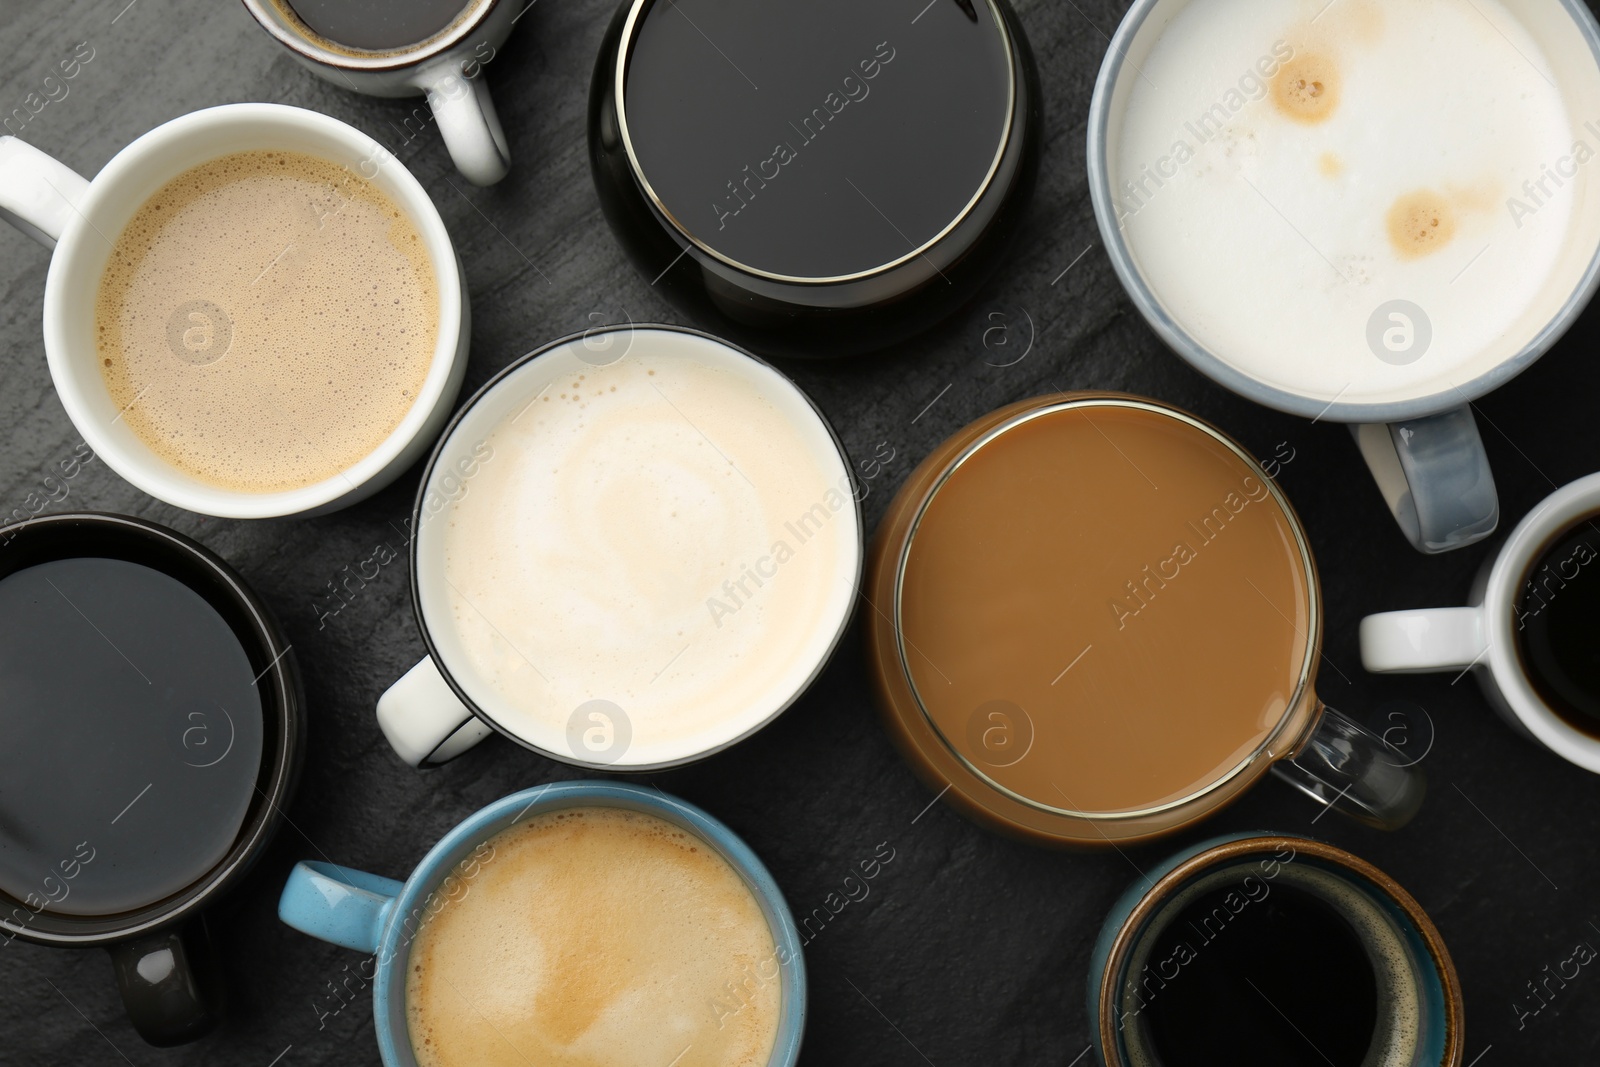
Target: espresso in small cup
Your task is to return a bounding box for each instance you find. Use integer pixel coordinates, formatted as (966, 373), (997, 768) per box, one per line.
(272, 0), (484, 54)
(1513, 517), (1600, 735)
(1091, 836), (1463, 1067)
(1362, 472), (1600, 772)
(97, 149), (437, 493)
(405, 807), (780, 1067)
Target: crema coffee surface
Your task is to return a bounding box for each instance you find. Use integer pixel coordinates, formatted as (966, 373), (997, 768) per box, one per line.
(897, 404), (1313, 814)
(96, 149), (438, 493)
(622, 0), (1013, 278)
(405, 807), (780, 1067)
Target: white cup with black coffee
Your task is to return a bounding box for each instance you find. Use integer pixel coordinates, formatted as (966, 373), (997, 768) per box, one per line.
(1362, 471), (1600, 773)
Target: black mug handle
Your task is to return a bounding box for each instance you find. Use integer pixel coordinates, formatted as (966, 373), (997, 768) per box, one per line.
(106, 919), (223, 1046)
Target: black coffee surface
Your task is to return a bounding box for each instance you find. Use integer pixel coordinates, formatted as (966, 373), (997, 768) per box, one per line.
(1141, 881), (1378, 1067)
(1515, 520), (1600, 735)
(0, 558), (264, 916)
(283, 0), (470, 51)
(623, 0), (1013, 279)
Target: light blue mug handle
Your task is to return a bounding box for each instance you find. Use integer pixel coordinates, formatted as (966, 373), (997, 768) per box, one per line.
(1352, 404), (1499, 554)
(278, 861), (403, 955)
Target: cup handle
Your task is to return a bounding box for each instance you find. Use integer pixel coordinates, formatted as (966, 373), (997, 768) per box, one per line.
(0, 136), (91, 249)
(377, 656), (495, 767)
(416, 60), (510, 186)
(278, 861), (403, 955)
(1360, 606), (1487, 674)
(1270, 704), (1427, 829)
(105, 920), (224, 1047)
(1351, 404), (1498, 554)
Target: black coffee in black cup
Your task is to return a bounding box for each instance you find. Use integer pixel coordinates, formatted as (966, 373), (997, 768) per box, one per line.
(1142, 881), (1378, 1067)
(589, 0), (1041, 356)
(0, 514), (301, 1047)
(1514, 517), (1600, 735)
(277, 0), (476, 52)
(0, 557), (265, 914)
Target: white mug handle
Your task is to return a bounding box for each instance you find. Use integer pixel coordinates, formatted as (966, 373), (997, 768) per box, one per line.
(0, 136), (91, 249)
(1359, 606), (1487, 674)
(376, 657), (495, 766)
(416, 61), (509, 186)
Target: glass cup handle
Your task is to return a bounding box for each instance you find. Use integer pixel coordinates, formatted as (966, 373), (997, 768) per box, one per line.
(377, 656), (495, 767)
(0, 135), (91, 249)
(1271, 704), (1427, 829)
(1351, 405), (1498, 554)
(416, 59), (510, 186)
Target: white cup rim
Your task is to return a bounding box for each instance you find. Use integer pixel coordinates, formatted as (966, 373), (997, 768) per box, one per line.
(1085, 0), (1600, 424)
(1481, 471), (1600, 767)
(42, 102), (464, 519)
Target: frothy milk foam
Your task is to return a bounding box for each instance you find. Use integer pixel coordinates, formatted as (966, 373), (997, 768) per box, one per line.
(423, 329), (858, 766)
(405, 807), (782, 1067)
(1114, 0), (1582, 404)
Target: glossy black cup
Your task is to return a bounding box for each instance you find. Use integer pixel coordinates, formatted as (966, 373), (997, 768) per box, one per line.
(588, 0), (1041, 358)
(0, 514), (302, 1046)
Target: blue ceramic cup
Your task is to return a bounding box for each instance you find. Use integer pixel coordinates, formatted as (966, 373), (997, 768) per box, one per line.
(278, 781), (807, 1066)
(1088, 833), (1463, 1067)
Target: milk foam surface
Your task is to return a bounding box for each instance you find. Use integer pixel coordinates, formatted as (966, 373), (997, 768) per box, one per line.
(96, 150), (438, 492)
(432, 337), (856, 766)
(405, 807), (782, 1067)
(1115, 0), (1577, 404)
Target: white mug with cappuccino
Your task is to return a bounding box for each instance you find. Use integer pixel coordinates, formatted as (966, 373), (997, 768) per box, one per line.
(0, 104), (469, 520)
(378, 325), (864, 770)
(1089, 0), (1600, 553)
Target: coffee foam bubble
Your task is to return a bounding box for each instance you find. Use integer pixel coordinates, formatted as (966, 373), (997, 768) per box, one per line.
(430, 338), (857, 766)
(1114, 0), (1576, 405)
(95, 150), (437, 493)
(404, 807), (781, 1067)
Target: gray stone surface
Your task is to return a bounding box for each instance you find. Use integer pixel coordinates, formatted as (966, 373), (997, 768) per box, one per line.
(1, 0), (1598, 1063)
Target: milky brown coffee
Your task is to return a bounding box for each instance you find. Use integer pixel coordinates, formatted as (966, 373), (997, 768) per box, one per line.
(96, 149), (438, 492)
(405, 807), (781, 1067)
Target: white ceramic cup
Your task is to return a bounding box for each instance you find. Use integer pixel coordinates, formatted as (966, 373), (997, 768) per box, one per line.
(0, 103), (469, 519)
(1361, 471), (1600, 772)
(241, 0), (515, 186)
(377, 324), (865, 770)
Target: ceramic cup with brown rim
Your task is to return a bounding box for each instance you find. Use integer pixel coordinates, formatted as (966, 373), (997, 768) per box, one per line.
(241, 0), (516, 185)
(1088, 834), (1463, 1067)
(866, 392), (1424, 846)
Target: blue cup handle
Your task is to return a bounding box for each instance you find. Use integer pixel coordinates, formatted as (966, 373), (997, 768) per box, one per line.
(278, 861), (403, 955)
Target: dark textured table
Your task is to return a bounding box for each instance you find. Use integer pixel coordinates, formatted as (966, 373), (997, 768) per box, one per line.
(2, 0), (1598, 1063)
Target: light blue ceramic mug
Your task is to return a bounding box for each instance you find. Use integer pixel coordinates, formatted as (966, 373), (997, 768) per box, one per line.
(278, 781), (807, 1066)
(1087, 833), (1463, 1067)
